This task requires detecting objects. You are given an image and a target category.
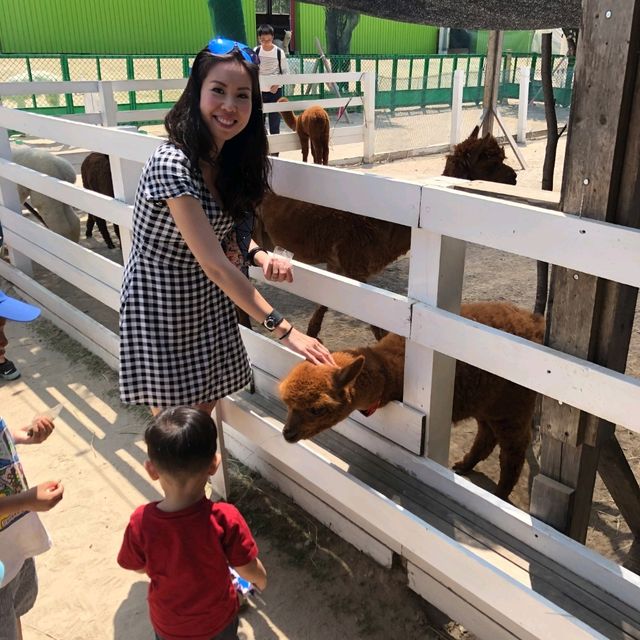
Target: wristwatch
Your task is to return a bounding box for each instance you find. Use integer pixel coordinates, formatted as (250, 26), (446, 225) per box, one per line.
(262, 309), (285, 332)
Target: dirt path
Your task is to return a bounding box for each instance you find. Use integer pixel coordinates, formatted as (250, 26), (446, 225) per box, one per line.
(0, 290), (465, 640)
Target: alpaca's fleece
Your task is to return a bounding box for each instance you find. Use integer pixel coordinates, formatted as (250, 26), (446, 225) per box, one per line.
(278, 97), (330, 165)
(11, 146), (80, 242)
(443, 125), (517, 184)
(255, 127), (518, 338)
(280, 301), (544, 499)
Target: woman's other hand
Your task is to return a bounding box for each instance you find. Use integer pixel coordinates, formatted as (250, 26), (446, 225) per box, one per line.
(281, 328), (335, 366)
(259, 253), (293, 283)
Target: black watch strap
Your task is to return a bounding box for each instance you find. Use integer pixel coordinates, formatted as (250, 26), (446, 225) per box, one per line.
(247, 246), (267, 267)
(262, 309), (285, 332)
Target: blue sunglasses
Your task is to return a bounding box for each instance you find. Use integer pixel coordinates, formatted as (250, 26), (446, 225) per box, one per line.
(207, 37), (260, 65)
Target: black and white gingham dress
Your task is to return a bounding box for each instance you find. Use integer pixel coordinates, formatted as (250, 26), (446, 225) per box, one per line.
(119, 142), (252, 407)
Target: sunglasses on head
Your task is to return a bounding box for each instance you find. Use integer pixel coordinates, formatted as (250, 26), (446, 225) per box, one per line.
(207, 37), (260, 65)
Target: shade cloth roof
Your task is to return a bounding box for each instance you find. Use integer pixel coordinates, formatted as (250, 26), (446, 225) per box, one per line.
(300, 0), (581, 30)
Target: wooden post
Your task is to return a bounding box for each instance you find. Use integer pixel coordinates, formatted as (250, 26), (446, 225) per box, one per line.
(531, 0), (640, 542)
(481, 30), (503, 137)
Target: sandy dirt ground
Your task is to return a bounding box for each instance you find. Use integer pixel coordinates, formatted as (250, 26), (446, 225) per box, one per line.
(1, 301), (463, 640)
(1, 134), (638, 640)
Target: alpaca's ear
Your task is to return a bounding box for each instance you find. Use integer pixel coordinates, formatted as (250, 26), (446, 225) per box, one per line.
(470, 125), (480, 139)
(335, 356), (365, 388)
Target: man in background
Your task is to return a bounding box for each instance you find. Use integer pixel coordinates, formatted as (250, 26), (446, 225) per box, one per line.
(255, 24), (290, 145)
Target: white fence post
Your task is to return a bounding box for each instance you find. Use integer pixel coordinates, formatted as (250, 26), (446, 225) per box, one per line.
(517, 66), (531, 145)
(0, 129), (33, 275)
(450, 69), (465, 148)
(98, 81), (118, 127)
(83, 92), (100, 117)
(362, 72), (376, 163)
(403, 224), (466, 465)
(97, 81), (137, 262)
(109, 154), (138, 264)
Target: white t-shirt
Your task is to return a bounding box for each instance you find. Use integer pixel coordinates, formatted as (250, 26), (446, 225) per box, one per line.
(0, 417), (51, 587)
(256, 45), (289, 78)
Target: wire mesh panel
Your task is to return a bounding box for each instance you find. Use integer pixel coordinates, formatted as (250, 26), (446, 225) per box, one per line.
(0, 51), (574, 152)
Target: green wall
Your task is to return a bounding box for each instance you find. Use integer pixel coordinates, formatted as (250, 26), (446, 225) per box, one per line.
(474, 30), (534, 54)
(0, 0), (256, 54)
(295, 3), (437, 55)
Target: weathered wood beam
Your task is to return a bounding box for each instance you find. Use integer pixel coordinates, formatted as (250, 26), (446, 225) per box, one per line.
(481, 30), (503, 138)
(531, 0), (640, 542)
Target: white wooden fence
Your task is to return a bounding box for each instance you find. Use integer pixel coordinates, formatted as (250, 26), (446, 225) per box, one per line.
(1, 105), (639, 639)
(0, 71), (376, 162)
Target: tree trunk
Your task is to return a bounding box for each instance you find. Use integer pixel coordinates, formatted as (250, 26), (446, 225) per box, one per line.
(325, 8), (360, 54)
(207, 0), (247, 44)
(534, 32), (561, 316)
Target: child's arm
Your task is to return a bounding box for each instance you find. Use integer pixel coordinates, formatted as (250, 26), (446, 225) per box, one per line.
(0, 480), (64, 518)
(11, 416), (55, 445)
(233, 557), (267, 591)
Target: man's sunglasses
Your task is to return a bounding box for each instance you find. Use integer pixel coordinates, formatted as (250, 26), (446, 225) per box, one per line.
(207, 37), (260, 65)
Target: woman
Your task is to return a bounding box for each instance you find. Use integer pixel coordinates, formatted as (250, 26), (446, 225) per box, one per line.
(119, 38), (333, 415)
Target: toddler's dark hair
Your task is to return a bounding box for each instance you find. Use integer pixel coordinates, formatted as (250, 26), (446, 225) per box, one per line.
(145, 407), (217, 476)
(257, 24), (275, 36)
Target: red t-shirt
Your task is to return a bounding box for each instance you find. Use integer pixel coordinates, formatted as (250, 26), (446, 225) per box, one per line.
(117, 497), (258, 640)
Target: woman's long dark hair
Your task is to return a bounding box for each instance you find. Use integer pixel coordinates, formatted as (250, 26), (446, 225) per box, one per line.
(164, 47), (271, 222)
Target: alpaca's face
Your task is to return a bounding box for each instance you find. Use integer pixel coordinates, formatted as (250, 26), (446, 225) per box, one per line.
(444, 131), (517, 185)
(279, 359), (363, 442)
(472, 138), (518, 185)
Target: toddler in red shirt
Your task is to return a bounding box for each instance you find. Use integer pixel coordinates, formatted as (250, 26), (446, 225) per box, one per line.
(117, 407), (267, 640)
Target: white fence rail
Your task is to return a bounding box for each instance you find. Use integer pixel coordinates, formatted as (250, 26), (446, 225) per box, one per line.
(0, 106), (639, 638)
(0, 71), (376, 162)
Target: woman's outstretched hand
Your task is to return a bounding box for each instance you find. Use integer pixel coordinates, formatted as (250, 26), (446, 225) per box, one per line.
(281, 328), (335, 366)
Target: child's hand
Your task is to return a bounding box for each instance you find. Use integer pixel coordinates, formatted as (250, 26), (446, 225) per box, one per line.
(26, 480), (64, 512)
(13, 416), (55, 445)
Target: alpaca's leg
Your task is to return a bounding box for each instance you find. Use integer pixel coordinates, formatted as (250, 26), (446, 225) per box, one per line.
(322, 143), (329, 166)
(493, 418), (531, 500)
(452, 419), (498, 474)
(95, 216), (115, 249)
(370, 326), (388, 341)
(299, 133), (310, 162)
(311, 142), (321, 165)
(86, 214), (95, 238)
(306, 305), (328, 338)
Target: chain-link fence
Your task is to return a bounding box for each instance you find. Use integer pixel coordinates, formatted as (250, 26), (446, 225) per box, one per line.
(0, 52), (573, 156)
(0, 54), (193, 115)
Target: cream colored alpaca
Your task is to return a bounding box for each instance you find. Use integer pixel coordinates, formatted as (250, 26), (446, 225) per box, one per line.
(11, 146), (80, 242)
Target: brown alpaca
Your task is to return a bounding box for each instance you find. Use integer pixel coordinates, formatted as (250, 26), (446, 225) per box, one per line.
(254, 128), (517, 338)
(80, 152), (120, 249)
(279, 301), (544, 500)
(278, 96), (330, 165)
(443, 126), (517, 184)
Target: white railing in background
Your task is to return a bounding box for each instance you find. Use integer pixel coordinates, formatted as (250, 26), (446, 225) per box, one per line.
(0, 106), (638, 639)
(0, 71), (376, 163)
(448, 67), (532, 147)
